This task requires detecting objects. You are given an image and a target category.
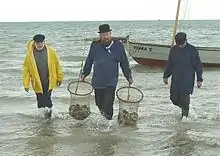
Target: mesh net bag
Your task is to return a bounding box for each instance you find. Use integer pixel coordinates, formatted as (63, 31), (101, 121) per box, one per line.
(116, 86), (144, 125)
(67, 80), (93, 120)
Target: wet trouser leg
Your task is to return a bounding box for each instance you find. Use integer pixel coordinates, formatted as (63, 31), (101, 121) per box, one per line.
(94, 86), (116, 120)
(170, 92), (190, 117)
(36, 83), (53, 109)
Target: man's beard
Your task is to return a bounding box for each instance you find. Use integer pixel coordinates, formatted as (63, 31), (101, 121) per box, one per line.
(101, 38), (111, 45)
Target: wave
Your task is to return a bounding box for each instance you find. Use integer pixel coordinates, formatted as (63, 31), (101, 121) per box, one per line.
(60, 55), (85, 62)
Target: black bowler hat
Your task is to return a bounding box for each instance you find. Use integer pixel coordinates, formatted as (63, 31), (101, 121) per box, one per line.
(98, 24), (112, 33)
(175, 32), (187, 45)
(33, 34), (45, 42)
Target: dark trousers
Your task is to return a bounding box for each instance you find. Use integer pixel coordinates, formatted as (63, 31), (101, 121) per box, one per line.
(36, 83), (53, 109)
(94, 86), (116, 120)
(170, 92), (190, 117)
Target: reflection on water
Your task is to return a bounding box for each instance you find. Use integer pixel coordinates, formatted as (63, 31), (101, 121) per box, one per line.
(0, 106), (220, 156)
(86, 135), (120, 156)
(167, 127), (196, 156)
(27, 120), (57, 156)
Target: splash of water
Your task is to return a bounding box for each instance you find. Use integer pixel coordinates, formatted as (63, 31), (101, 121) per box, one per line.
(33, 107), (69, 120)
(82, 113), (119, 133)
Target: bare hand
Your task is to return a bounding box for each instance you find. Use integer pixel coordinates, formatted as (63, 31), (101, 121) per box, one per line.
(197, 81), (202, 88)
(128, 78), (133, 85)
(57, 81), (62, 86)
(163, 78), (168, 85)
(24, 88), (29, 92)
(80, 74), (85, 81)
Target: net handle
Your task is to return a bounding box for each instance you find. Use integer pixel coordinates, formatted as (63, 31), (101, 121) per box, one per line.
(127, 83), (130, 101)
(67, 80), (93, 96)
(116, 86), (144, 103)
(75, 38), (86, 94)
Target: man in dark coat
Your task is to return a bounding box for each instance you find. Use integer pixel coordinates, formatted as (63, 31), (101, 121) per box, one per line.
(81, 24), (133, 120)
(163, 32), (203, 120)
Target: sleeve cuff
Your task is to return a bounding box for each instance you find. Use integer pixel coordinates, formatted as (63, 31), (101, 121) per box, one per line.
(163, 74), (167, 79)
(197, 78), (203, 82)
(126, 75), (132, 81)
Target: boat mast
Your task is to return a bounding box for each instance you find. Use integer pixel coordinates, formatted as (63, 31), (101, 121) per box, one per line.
(171, 0), (182, 46)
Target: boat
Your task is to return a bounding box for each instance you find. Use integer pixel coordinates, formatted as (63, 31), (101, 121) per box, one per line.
(85, 0), (220, 68)
(127, 38), (220, 67)
(126, 0), (220, 68)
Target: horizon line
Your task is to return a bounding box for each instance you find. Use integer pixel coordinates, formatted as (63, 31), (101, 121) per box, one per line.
(0, 19), (219, 23)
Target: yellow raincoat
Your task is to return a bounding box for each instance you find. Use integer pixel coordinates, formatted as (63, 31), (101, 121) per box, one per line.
(22, 40), (64, 93)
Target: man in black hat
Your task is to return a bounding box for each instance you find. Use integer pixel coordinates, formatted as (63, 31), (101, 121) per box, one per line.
(23, 34), (63, 119)
(163, 32), (203, 120)
(80, 24), (133, 120)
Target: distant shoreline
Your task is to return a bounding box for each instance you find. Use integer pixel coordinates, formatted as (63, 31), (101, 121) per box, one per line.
(0, 19), (219, 23)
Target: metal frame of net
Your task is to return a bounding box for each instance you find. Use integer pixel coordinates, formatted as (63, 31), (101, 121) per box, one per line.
(67, 80), (93, 96)
(116, 86), (143, 104)
(67, 80), (94, 120)
(116, 86), (144, 125)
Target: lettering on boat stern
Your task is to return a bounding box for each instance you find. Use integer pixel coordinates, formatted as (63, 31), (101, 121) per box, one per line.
(133, 45), (152, 52)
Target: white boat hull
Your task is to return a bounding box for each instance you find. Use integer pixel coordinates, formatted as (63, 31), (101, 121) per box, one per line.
(128, 41), (220, 67)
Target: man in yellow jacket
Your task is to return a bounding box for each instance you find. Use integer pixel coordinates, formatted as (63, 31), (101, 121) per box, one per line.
(22, 34), (63, 118)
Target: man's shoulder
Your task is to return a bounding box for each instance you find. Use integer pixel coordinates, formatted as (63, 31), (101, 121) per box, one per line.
(114, 39), (123, 44)
(91, 40), (101, 44)
(89, 40), (101, 49)
(47, 46), (56, 52)
(113, 40), (124, 49)
(170, 45), (177, 53)
(187, 43), (197, 49)
(46, 46), (59, 57)
(187, 43), (199, 54)
(90, 39), (123, 44)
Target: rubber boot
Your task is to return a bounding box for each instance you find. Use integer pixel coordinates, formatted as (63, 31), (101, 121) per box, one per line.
(181, 108), (189, 120)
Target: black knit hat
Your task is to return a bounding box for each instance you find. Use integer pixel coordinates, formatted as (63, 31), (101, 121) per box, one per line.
(175, 32), (187, 45)
(33, 34), (45, 42)
(98, 24), (112, 33)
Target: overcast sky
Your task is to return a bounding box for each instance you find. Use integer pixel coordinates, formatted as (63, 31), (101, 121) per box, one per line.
(0, 0), (219, 22)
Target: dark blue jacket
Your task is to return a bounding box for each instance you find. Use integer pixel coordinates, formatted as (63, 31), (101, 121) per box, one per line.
(163, 43), (203, 94)
(82, 40), (132, 89)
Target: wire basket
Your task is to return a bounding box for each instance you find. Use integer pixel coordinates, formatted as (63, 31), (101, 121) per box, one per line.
(67, 80), (93, 120)
(116, 86), (144, 125)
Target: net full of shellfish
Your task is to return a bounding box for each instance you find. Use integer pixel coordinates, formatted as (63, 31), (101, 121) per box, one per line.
(117, 102), (139, 125)
(118, 109), (138, 125)
(69, 104), (91, 120)
(67, 80), (93, 120)
(116, 85), (143, 125)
